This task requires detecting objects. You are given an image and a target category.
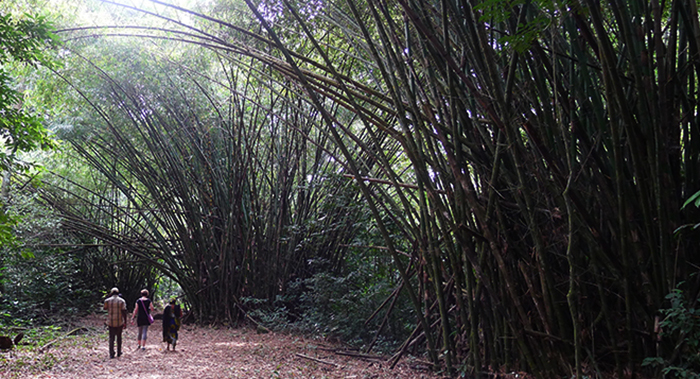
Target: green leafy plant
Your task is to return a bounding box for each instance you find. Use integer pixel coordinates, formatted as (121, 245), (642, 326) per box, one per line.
(643, 285), (700, 378)
(0, 12), (58, 172)
(0, 12), (59, 251)
(675, 190), (700, 234)
(246, 259), (414, 354)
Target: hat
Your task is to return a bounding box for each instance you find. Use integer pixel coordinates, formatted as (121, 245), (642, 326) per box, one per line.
(110, 287), (119, 295)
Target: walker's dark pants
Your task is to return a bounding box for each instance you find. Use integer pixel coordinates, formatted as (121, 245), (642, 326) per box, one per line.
(108, 326), (123, 358)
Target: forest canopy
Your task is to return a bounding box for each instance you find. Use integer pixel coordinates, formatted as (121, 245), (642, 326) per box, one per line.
(3, 0), (700, 377)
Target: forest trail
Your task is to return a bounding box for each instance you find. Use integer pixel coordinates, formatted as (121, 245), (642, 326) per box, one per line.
(0, 314), (443, 379)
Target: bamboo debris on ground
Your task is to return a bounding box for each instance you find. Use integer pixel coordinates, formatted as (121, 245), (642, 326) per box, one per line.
(295, 353), (339, 367)
(334, 350), (386, 361)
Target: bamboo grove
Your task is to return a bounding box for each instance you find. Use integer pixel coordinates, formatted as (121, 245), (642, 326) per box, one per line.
(30, 0), (700, 376)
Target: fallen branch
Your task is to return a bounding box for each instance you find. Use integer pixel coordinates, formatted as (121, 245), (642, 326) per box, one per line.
(233, 302), (270, 333)
(296, 353), (339, 367)
(39, 327), (89, 353)
(335, 350), (385, 361)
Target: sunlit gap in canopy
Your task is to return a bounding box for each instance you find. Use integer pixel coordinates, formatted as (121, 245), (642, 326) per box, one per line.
(256, 0), (325, 26)
(78, 0), (208, 29)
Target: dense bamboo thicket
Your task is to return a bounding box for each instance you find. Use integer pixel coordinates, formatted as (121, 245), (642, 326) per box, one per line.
(232, 0), (700, 376)
(36, 0), (700, 376)
(35, 23), (375, 319)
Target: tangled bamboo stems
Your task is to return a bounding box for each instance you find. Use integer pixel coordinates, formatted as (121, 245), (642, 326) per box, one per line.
(43, 0), (700, 375)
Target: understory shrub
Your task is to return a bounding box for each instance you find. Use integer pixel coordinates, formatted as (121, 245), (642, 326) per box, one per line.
(0, 249), (99, 326)
(245, 264), (415, 353)
(643, 283), (700, 378)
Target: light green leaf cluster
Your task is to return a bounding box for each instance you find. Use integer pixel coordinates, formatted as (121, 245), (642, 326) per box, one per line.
(476, 0), (557, 53)
(0, 12), (59, 248)
(0, 13), (58, 172)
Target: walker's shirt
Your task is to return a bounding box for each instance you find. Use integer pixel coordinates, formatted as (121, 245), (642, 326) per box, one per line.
(104, 295), (127, 327)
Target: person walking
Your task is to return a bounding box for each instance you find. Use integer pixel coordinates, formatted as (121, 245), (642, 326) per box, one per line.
(131, 289), (154, 350)
(162, 298), (182, 351)
(103, 287), (127, 358)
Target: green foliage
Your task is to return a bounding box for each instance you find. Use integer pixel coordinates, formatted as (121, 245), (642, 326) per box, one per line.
(246, 257), (414, 353)
(675, 191), (700, 236)
(0, 249), (98, 324)
(0, 178), (101, 325)
(475, 0), (555, 53)
(0, 12), (59, 252)
(682, 190), (700, 210)
(643, 285), (700, 378)
(0, 13), (58, 171)
(0, 13), (57, 66)
(0, 209), (18, 248)
(498, 16), (550, 53)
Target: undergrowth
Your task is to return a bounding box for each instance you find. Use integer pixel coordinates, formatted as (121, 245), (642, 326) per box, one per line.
(0, 323), (88, 378)
(243, 264), (415, 355)
(643, 282), (700, 378)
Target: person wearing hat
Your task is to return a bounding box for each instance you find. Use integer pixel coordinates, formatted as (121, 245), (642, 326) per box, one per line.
(103, 287), (127, 358)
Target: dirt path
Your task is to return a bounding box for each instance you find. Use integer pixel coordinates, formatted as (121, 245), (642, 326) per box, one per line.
(0, 314), (444, 379)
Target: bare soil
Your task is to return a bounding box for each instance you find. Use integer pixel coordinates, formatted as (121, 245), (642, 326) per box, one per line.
(0, 313), (447, 379)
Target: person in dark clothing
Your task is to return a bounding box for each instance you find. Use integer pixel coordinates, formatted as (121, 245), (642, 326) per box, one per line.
(163, 298), (182, 350)
(131, 289), (154, 350)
